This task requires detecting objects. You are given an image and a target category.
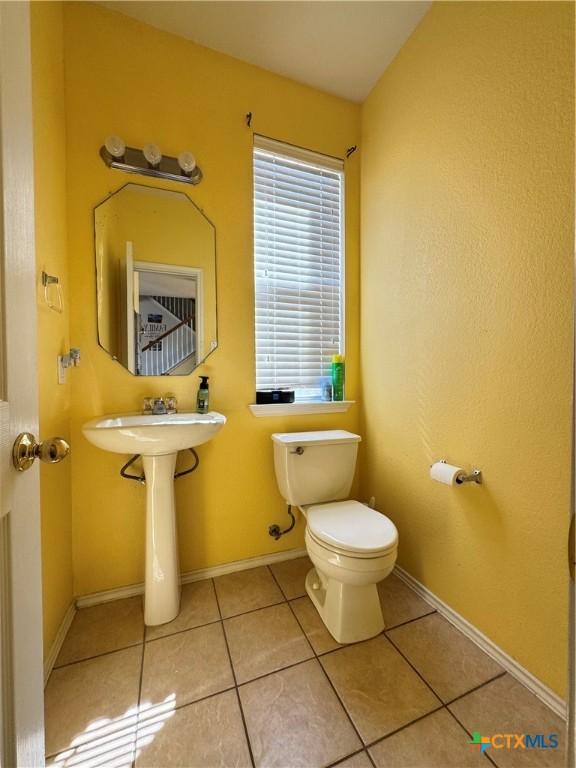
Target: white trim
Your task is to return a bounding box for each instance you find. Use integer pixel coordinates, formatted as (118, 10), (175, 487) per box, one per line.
(253, 134), (344, 171)
(394, 565), (567, 720)
(249, 401), (355, 417)
(76, 547), (308, 608)
(43, 602), (76, 687)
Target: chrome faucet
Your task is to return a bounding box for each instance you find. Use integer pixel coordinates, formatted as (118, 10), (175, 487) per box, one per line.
(142, 395), (178, 415)
(152, 398), (168, 415)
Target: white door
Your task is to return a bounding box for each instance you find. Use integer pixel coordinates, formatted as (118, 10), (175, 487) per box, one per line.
(0, 2), (45, 766)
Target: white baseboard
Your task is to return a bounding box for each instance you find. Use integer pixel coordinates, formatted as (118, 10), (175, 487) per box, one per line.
(44, 601), (76, 686)
(394, 565), (567, 720)
(75, 547), (308, 609)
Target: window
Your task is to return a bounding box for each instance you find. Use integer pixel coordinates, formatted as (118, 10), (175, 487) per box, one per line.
(253, 135), (344, 401)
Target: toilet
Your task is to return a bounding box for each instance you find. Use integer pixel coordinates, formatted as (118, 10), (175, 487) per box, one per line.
(272, 429), (398, 644)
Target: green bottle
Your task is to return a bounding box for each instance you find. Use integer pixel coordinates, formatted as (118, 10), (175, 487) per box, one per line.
(331, 355), (345, 401)
(196, 376), (210, 413)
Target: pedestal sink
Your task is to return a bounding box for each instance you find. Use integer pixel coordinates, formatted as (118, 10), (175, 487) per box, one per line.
(82, 411), (226, 625)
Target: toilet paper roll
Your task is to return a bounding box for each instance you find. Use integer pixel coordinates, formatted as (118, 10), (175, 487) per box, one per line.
(430, 461), (465, 486)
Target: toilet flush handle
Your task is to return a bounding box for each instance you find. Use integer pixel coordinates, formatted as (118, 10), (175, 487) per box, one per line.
(291, 446), (305, 455)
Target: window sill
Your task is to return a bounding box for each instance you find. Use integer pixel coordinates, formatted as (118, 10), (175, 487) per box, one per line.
(249, 401), (355, 417)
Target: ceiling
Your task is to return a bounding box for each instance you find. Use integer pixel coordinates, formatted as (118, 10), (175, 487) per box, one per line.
(99, 1), (431, 102)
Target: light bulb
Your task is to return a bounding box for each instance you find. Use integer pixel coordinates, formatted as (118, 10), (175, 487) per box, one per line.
(178, 151), (196, 175)
(104, 135), (125, 158)
(143, 143), (162, 167)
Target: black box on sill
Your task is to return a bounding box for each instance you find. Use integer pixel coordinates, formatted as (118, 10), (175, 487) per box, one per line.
(256, 389), (295, 405)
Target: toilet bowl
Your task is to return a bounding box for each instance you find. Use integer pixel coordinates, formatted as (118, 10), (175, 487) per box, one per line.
(272, 430), (399, 644)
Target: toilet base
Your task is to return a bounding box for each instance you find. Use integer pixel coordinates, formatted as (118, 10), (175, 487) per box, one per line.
(305, 567), (385, 644)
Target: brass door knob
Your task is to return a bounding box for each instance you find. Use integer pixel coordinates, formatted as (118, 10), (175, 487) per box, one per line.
(12, 432), (70, 472)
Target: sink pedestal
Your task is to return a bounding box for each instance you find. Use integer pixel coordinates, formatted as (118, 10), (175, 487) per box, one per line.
(82, 411), (226, 627)
(142, 453), (181, 625)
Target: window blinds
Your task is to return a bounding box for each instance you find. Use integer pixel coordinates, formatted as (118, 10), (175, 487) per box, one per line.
(253, 136), (344, 399)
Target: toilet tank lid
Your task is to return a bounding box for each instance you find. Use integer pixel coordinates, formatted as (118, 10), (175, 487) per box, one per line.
(272, 430), (361, 446)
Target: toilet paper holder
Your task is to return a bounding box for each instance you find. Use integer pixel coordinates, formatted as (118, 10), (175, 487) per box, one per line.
(438, 460), (483, 485)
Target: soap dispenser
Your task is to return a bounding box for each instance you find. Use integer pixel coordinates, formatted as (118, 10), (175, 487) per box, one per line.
(196, 376), (210, 414)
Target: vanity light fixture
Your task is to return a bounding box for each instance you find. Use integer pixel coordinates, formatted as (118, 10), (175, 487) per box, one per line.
(105, 135), (126, 159)
(178, 151), (197, 176)
(100, 136), (203, 185)
(143, 143), (162, 168)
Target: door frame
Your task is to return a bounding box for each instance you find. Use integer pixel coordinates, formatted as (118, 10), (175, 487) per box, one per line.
(0, 1), (45, 765)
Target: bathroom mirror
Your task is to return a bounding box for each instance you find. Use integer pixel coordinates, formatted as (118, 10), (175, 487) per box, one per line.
(94, 184), (217, 376)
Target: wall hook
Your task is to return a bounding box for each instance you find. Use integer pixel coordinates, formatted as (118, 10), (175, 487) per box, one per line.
(246, 112), (253, 128)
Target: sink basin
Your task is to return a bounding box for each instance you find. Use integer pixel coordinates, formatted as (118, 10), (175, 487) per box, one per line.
(82, 410), (226, 627)
(82, 411), (226, 456)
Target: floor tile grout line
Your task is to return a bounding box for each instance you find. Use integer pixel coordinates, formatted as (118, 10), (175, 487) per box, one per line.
(268, 566), (317, 655)
(444, 706), (500, 768)
(221, 597), (292, 622)
(241, 654), (329, 689)
(220, 596), (289, 621)
(364, 747), (376, 768)
(213, 578), (257, 768)
(317, 648), (372, 749)
(386, 630), (508, 714)
(142, 684), (238, 720)
(266, 564), (292, 601)
(360, 674), (508, 761)
(365, 747), (378, 768)
(383, 610), (438, 632)
(145, 617), (222, 645)
(53, 640), (144, 671)
(362, 704), (446, 751)
(132, 627), (147, 768)
(268, 566), (367, 752)
(384, 632), (448, 705)
(444, 671), (507, 707)
(325, 746), (371, 768)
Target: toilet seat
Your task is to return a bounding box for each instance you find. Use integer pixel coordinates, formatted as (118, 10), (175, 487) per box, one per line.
(305, 500), (398, 556)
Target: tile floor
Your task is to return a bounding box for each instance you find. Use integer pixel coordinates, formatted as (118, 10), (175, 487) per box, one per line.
(44, 558), (566, 768)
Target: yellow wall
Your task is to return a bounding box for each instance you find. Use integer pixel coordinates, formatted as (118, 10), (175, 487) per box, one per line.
(63, 2), (361, 596)
(31, 1), (74, 656)
(360, 1), (573, 696)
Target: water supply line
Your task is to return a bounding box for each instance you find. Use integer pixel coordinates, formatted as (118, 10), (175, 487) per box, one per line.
(120, 448), (200, 484)
(268, 505), (296, 540)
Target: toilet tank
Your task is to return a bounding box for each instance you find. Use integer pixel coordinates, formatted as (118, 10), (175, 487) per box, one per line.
(272, 430), (361, 507)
